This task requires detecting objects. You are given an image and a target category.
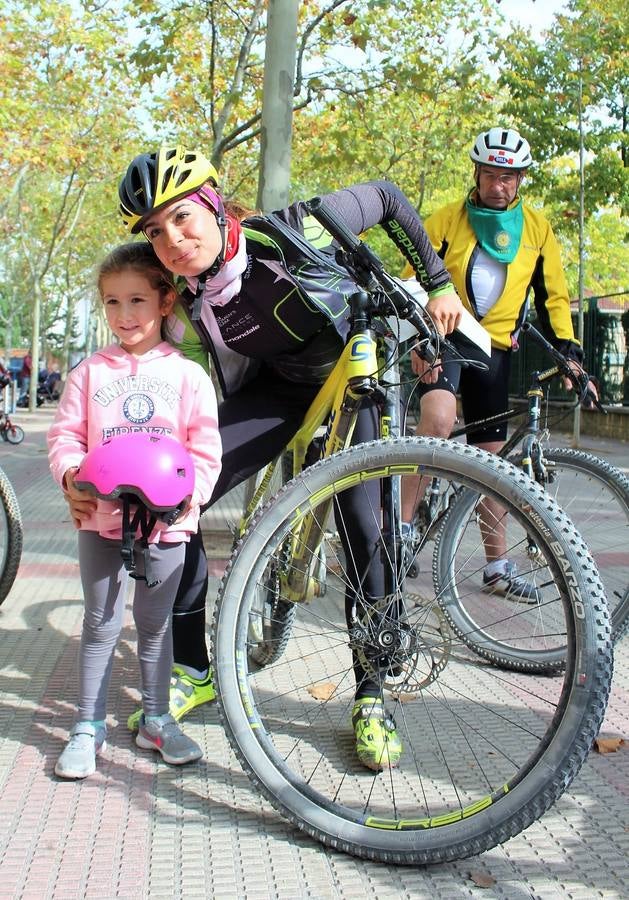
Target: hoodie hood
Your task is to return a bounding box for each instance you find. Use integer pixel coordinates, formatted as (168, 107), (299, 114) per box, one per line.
(94, 340), (182, 367)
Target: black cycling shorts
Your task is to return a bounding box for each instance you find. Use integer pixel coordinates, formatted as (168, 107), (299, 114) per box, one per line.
(416, 334), (512, 444)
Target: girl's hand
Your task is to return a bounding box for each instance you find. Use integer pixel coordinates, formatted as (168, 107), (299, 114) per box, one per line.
(63, 467), (97, 529)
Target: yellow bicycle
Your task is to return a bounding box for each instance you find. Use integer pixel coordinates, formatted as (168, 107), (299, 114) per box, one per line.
(211, 198), (613, 865)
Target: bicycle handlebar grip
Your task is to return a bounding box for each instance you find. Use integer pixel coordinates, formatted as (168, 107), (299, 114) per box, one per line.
(306, 197), (362, 253)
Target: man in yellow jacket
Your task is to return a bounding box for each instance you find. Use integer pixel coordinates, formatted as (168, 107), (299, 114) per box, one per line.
(403, 126), (592, 600)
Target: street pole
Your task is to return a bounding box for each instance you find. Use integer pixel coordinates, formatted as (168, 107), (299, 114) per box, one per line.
(573, 71), (586, 447)
(256, 0), (299, 212)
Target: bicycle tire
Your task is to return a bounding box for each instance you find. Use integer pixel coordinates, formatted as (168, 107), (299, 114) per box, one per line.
(5, 424), (24, 445)
(212, 437), (611, 865)
(539, 448), (629, 643)
(434, 447), (629, 668)
(0, 464), (23, 605)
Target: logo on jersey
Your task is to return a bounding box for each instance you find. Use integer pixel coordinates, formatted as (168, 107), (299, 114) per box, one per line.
(123, 393), (155, 425)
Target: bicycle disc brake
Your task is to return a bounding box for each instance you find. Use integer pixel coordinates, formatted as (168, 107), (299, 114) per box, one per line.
(350, 594), (451, 693)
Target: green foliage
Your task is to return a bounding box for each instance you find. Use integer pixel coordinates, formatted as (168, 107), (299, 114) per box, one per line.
(0, 1), (144, 369)
(493, 0), (628, 221)
(1, 0), (627, 368)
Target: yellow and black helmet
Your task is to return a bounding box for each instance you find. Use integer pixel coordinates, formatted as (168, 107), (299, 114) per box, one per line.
(118, 145), (219, 233)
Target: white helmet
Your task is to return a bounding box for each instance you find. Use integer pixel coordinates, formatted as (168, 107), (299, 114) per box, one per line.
(470, 128), (532, 170)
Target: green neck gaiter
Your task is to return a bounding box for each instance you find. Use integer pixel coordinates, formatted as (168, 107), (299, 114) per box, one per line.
(466, 191), (524, 263)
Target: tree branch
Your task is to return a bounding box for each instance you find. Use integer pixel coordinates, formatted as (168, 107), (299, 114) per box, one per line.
(212, 0), (266, 149)
(295, 0), (353, 95)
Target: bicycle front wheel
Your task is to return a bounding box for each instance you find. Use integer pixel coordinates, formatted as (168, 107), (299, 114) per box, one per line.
(212, 438), (611, 865)
(0, 465), (23, 604)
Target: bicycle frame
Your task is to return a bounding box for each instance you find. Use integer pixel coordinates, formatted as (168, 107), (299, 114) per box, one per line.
(450, 364), (564, 476)
(239, 291), (404, 604)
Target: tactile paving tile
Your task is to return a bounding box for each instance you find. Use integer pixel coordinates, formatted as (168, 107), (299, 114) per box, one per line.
(0, 408), (627, 898)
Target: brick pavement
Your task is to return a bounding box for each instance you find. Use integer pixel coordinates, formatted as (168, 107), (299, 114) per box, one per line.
(0, 407), (627, 900)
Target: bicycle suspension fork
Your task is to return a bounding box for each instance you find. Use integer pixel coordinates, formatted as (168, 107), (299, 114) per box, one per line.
(376, 335), (404, 597)
(282, 295), (381, 604)
(516, 373), (550, 560)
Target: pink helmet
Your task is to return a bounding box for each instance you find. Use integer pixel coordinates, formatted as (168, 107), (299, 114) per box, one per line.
(75, 433), (195, 520)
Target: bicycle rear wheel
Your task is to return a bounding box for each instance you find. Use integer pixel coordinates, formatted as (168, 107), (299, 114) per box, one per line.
(212, 438), (611, 865)
(435, 447), (629, 668)
(0, 465), (23, 604)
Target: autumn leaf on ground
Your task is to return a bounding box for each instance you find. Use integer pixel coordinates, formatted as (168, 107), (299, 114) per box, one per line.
(593, 735), (626, 754)
(469, 870), (496, 888)
(390, 692), (416, 703)
(307, 682), (337, 701)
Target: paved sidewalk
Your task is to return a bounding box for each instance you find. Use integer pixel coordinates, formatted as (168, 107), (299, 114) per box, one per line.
(0, 407), (627, 900)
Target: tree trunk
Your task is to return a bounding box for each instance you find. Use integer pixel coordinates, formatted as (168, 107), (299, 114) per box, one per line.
(256, 0), (299, 212)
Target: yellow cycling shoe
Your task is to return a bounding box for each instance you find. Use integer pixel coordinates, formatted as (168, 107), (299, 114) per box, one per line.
(352, 697), (402, 771)
(127, 666), (216, 732)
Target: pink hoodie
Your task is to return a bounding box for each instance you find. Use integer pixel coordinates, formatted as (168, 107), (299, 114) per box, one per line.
(48, 342), (222, 543)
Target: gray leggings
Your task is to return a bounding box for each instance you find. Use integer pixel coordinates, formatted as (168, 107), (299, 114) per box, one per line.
(76, 530), (186, 722)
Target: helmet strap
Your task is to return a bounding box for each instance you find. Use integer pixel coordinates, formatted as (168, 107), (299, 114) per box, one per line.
(191, 199), (227, 321)
(120, 495), (159, 588)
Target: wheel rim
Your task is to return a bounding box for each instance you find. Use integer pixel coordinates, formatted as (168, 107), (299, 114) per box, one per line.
(541, 450), (629, 639)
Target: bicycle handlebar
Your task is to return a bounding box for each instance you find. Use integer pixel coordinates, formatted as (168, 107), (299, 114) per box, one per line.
(519, 322), (604, 412)
(306, 196), (466, 367)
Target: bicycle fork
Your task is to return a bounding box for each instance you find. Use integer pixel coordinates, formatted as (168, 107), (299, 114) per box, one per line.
(517, 380), (550, 561)
(281, 327), (380, 604)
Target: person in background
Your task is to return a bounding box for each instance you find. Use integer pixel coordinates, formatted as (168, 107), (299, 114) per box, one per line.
(401, 126), (597, 599)
(19, 352), (32, 397)
(0, 359), (11, 392)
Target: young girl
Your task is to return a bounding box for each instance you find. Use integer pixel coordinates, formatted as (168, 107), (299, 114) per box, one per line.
(48, 242), (222, 779)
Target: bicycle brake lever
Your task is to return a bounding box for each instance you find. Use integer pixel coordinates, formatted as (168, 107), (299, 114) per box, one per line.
(582, 389), (606, 414)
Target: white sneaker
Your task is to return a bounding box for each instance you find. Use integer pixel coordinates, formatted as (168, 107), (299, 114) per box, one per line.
(482, 561), (540, 604)
(55, 722), (107, 779)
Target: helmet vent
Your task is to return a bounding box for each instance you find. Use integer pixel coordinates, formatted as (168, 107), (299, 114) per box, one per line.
(175, 170), (191, 188)
(161, 165), (175, 194)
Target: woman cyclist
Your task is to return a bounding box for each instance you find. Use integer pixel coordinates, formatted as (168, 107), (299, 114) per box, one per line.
(68, 145), (462, 771)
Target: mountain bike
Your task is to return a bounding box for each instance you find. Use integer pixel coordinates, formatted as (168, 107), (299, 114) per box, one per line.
(0, 464), (23, 605)
(419, 323), (629, 669)
(0, 410), (25, 445)
(211, 198), (613, 865)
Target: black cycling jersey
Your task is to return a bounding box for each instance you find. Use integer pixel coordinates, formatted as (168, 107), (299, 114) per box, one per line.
(181, 180), (451, 395)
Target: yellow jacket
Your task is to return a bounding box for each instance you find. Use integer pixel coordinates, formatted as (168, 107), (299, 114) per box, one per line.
(403, 198), (578, 352)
